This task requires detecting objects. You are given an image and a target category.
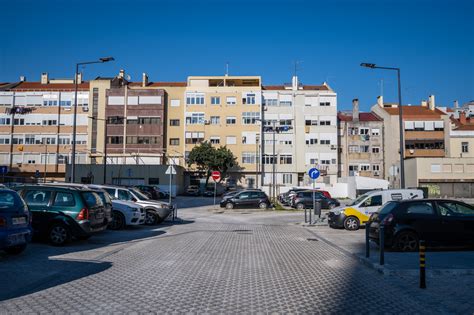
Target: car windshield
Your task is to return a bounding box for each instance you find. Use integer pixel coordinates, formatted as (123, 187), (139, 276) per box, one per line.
(378, 201), (398, 215)
(130, 188), (150, 200)
(0, 191), (21, 211)
(81, 192), (103, 208)
(349, 193), (370, 206)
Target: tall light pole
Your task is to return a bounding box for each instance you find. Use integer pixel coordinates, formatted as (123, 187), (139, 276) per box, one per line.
(255, 134), (259, 189)
(71, 57), (114, 183)
(360, 62), (405, 188)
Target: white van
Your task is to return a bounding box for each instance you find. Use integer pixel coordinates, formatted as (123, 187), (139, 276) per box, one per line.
(327, 189), (424, 231)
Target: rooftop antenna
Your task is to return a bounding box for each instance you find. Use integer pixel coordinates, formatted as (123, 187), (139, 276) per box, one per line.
(225, 62), (229, 76)
(293, 60), (302, 77)
(379, 78), (384, 97)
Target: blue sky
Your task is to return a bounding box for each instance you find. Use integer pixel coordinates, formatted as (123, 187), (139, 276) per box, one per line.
(1, 0), (473, 111)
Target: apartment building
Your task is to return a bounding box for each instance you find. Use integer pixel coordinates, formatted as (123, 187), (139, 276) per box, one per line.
(372, 95), (449, 188)
(0, 73), (89, 181)
(338, 99), (384, 178)
(182, 75), (262, 186)
(262, 76), (338, 189)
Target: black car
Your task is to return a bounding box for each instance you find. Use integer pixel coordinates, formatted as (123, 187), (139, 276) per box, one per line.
(135, 185), (169, 200)
(369, 199), (474, 252)
(220, 190), (270, 209)
(291, 191), (340, 210)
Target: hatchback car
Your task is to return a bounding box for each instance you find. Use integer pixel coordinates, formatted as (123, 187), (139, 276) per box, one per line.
(0, 189), (32, 254)
(369, 199), (474, 251)
(220, 190), (271, 209)
(291, 191), (340, 210)
(15, 185), (109, 246)
(135, 185), (169, 200)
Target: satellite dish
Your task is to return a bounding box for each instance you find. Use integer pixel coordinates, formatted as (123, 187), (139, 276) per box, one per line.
(126, 74), (131, 81)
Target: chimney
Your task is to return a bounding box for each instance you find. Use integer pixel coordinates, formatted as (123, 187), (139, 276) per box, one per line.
(460, 111), (467, 125)
(428, 95), (435, 110)
(41, 72), (48, 84)
(454, 100), (459, 109)
(352, 99), (359, 122)
(76, 72), (83, 84)
(19, 76), (26, 82)
(118, 69), (125, 79)
(377, 95), (383, 107)
(421, 100), (428, 107)
(291, 76), (298, 91)
(142, 73), (149, 87)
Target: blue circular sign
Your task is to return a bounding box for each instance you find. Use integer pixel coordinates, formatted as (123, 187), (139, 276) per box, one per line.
(308, 168), (320, 180)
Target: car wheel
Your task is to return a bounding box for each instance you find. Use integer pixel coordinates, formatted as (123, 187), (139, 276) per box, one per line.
(343, 216), (360, 231)
(296, 203), (305, 210)
(109, 211), (125, 230)
(4, 244), (27, 255)
(145, 210), (158, 225)
(394, 231), (419, 252)
(49, 223), (70, 246)
(258, 202), (268, 210)
(225, 203), (234, 210)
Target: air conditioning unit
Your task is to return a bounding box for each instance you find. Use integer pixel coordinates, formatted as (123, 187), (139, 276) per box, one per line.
(331, 145), (337, 150)
(374, 171), (380, 176)
(409, 149), (414, 154)
(82, 106), (89, 112)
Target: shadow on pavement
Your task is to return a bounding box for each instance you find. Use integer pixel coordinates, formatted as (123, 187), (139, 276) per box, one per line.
(175, 196), (222, 209)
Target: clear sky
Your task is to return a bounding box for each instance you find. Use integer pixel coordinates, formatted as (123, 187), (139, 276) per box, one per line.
(1, 0), (473, 111)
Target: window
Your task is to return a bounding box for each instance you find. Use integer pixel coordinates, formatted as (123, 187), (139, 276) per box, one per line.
(58, 137), (70, 145)
(171, 99), (180, 107)
(118, 189), (133, 201)
(107, 116), (124, 124)
(0, 137), (10, 144)
(348, 127), (358, 135)
(306, 138), (317, 145)
(0, 118), (11, 125)
(282, 173), (292, 184)
(437, 202), (474, 216)
(226, 136), (236, 145)
(24, 190), (51, 206)
(309, 158), (318, 165)
(226, 96), (236, 105)
(321, 160), (330, 165)
(359, 128), (370, 135)
(319, 120), (331, 126)
(305, 120), (318, 126)
(372, 164), (380, 171)
(280, 101), (292, 106)
(430, 164), (441, 173)
(360, 145), (369, 153)
(24, 135), (35, 144)
(405, 202), (434, 215)
(264, 99), (278, 106)
(226, 116), (236, 125)
(320, 102), (331, 106)
(349, 165), (359, 172)
(14, 118), (25, 125)
(280, 139), (292, 145)
(242, 152), (256, 164)
(360, 164), (370, 171)
(170, 119), (180, 126)
(138, 117), (161, 125)
(243, 94), (256, 105)
(320, 140), (330, 145)
(169, 138), (179, 146)
(242, 112), (260, 125)
(186, 93), (205, 105)
(279, 119), (292, 126)
(372, 147), (380, 153)
(54, 192), (75, 207)
(126, 136), (159, 144)
(186, 113), (205, 125)
(462, 142), (469, 153)
(262, 154), (276, 164)
(210, 137), (220, 144)
(280, 155), (292, 164)
(107, 136), (124, 144)
(362, 195), (382, 207)
(372, 128), (380, 136)
(348, 145), (359, 153)
(211, 96), (220, 105)
(210, 116), (220, 125)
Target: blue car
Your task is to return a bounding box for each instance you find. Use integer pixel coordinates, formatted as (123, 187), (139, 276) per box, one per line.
(0, 189), (32, 254)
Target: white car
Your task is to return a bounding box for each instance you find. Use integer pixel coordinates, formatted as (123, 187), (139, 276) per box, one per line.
(108, 196), (145, 230)
(90, 185), (173, 225)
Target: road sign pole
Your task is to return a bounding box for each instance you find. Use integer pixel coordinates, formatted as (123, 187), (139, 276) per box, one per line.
(214, 180), (217, 206)
(312, 178), (315, 224)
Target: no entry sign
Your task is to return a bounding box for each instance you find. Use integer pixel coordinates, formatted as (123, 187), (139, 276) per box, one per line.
(211, 171), (221, 181)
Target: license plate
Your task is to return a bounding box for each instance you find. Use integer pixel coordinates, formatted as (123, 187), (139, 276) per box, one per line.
(12, 217), (26, 225)
(8, 233), (25, 246)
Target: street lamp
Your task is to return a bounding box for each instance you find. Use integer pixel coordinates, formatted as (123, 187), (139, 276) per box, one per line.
(360, 62), (405, 188)
(71, 57), (114, 183)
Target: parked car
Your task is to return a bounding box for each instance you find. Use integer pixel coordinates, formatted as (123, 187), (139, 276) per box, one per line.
(90, 185), (173, 225)
(220, 190), (271, 210)
(369, 199), (474, 252)
(14, 185), (109, 245)
(291, 191), (340, 210)
(0, 189), (32, 254)
(135, 185), (169, 200)
(328, 189), (424, 231)
(186, 185), (200, 196)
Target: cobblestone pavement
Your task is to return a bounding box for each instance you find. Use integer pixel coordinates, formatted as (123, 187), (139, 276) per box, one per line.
(0, 203), (472, 314)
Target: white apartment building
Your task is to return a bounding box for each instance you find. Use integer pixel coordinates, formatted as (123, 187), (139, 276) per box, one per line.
(261, 76), (338, 190)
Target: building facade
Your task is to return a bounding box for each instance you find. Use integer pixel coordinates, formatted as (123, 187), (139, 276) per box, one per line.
(0, 73), (89, 181)
(337, 99), (384, 178)
(261, 76), (338, 190)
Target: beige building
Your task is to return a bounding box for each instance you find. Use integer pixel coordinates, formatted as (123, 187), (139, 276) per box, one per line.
(447, 112), (474, 158)
(338, 99), (384, 178)
(0, 73), (89, 181)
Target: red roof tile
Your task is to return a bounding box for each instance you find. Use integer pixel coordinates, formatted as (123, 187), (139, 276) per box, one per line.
(263, 85), (329, 91)
(383, 106), (445, 118)
(11, 81), (89, 91)
(338, 112), (382, 122)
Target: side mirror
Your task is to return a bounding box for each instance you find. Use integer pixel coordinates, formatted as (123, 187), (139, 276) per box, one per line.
(131, 197), (137, 202)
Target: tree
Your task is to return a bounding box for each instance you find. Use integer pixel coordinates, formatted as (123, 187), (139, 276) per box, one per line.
(187, 141), (238, 185)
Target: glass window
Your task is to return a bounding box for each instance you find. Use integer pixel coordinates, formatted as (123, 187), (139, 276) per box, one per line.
(226, 96), (236, 105)
(362, 195), (382, 207)
(82, 192), (103, 208)
(118, 189), (133, 201)
(437, 202), (474, 216)
(238, 192), (251, 199)
(211, 96), (220, 105)
(462, 142), (469, 153)
(405, 202), (434, 215)
(24, 190), (51, 206)
(226, 117), (236, 125)
(0, 191), (21, 210)
(54, 192), (76, 207)
(104, 188), (116, 197)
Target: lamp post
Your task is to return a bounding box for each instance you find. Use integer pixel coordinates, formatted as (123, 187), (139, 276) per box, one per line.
(360, 62), (405, 188)
(71, 57), (114, 183)
(255, 134), (259, 189)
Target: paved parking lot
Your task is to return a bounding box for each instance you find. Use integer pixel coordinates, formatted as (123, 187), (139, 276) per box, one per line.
(0, 197), (473, 313)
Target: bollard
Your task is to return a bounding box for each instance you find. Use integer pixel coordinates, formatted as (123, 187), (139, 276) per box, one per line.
(419, 240), (426, 289)
(314, 200), (322, 221)
(379, 225), (385, 265)
(365, 221), (370, 258)
(304, 208), (308, 223)
(308, 205), (312, 225)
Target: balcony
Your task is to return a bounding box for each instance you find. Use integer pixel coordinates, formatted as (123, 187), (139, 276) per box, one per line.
(405, 130), (444, 140)
(405, 149), (445, 158)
